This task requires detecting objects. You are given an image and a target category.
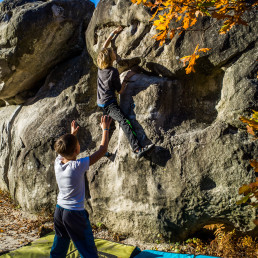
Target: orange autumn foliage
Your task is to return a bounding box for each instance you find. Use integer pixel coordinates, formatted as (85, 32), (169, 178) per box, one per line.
(131, 0), (258, 74)
(240, 110), (258, 139)
(180, 44), (211, 74)
(238, 110), (258, 225)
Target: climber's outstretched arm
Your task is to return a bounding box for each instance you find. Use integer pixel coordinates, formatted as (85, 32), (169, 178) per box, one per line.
(89, 115), (112, 166)
(102, 26), (123, 49)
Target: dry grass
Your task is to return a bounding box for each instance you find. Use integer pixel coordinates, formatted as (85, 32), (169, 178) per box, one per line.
(0, 190), (53, 254)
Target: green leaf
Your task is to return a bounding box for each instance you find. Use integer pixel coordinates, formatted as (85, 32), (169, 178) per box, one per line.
(236, 193), (252, 205)
(201, 1), (216, 8)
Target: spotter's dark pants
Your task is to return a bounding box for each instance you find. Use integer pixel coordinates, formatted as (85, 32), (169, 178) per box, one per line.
(103, 102), (140, 152)
(50, 205), (98, 258)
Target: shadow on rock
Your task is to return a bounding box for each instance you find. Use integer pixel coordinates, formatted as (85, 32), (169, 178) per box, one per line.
(145, 146), (171, 167)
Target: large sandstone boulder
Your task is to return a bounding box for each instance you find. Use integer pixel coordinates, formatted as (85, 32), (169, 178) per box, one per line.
(0, 0), (94, 104)
(0, 0), (96, 209)
(0, 48), (98, 211)
(0, 0), (257, 243)
(85, 72), (257, 241)
(84, 0), (257, 241)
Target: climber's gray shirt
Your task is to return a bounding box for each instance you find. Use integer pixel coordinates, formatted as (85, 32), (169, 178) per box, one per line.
(97, 67), (122, 107)
(54, 155), (89, 211)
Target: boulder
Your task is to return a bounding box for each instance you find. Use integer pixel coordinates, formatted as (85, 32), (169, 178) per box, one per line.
(85, 72), (257, 241)
(0, 0), (94, 104)
(0, 0), (257, 243)
(84, 0), (257, 241)
(86, 0), (257, 78)
(0, 48), (100, 211)
(0, 0), (96, 210)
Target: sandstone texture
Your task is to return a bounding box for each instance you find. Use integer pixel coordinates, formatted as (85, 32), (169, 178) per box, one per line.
(86, 0), (257, 77)
(0, 0), (93, 104)
(0, 0), (96, 209)
(0, 0), (257, 242)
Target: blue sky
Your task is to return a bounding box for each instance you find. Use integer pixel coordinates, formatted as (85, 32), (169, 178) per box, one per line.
(91, 0), (100, 6)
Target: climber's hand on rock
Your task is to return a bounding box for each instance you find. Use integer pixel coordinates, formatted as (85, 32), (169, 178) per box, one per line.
(113, 26), (123, 34)
(119, 69), (138, 95)
(120, 70), (137, 91)
(125, 70), (136, 81)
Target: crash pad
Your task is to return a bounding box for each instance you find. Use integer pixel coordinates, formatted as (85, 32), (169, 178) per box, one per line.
(0, 232), (140, 258)
(1, 232), (55, 258)
(134, 250), (219, 258)
(0, 233), (219, 258)
(66, 238), (140, 258)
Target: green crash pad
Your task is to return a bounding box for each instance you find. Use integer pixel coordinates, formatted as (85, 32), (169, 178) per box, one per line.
(1, 232), (140, 258)
(66, 238), (140, 258)
(1, 232), (55, 258)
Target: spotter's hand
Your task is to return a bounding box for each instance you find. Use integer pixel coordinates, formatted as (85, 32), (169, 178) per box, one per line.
(100, 115), (112, 131)
(71, 120), (79, 135)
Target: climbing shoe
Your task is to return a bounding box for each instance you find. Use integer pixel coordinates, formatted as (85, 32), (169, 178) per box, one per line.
(104, 152), (112, 158)
(134, 144), (155, 158)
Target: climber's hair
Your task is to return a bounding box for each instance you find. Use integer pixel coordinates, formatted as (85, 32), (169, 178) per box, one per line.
(54, 134), (78, 158)
(97, 48), (113, 69)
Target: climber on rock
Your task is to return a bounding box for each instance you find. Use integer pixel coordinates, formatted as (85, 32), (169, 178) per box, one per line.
(96, 26), (154, 158)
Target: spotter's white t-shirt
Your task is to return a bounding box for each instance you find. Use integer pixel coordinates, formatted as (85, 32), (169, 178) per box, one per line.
(54, 155), (89, 210)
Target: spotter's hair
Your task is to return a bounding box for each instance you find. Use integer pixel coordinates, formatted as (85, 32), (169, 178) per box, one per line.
(97, 48), (113, 69)
(54, 134), (78, 158)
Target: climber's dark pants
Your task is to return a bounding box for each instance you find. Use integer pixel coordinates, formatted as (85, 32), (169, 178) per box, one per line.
(50, 205), (98, 258)
(102, 102), (140, 152)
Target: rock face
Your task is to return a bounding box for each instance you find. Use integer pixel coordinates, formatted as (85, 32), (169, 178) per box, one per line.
(0, 0), (257, 242)
(0, 0), (96, 209)
(86, 74), (257, 241)
(85, 0), (257, 241)
(86, 0), (257, 77)
(0, 49), (98, 212)
(0, 0), (94, 104)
